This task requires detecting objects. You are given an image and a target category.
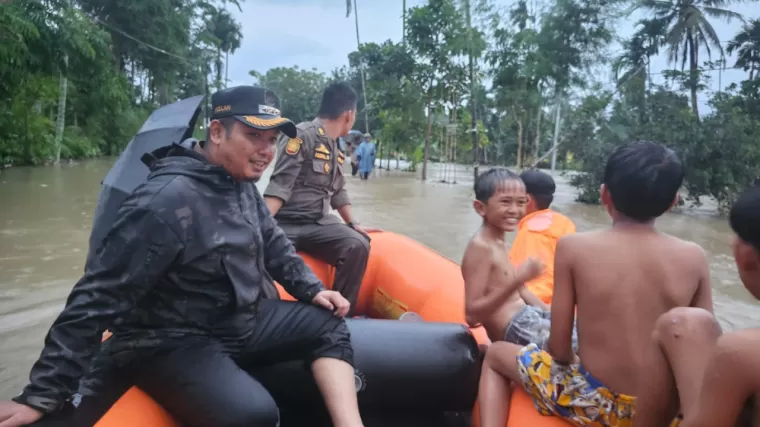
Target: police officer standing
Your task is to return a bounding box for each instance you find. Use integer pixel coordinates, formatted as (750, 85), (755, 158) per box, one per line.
(264, 83), (374, 312)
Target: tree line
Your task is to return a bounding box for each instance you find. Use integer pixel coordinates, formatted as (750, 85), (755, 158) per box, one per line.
(2, 0), (759, 210)
(1, 0), (242, 166)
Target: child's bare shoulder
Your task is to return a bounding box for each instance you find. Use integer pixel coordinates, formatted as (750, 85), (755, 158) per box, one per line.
(556, 229), (606, 250)
(709, 328), (760, 389)
(659, 233), (709, 265)
(463, 233), (495, 262)
(715, 328), (760, 361)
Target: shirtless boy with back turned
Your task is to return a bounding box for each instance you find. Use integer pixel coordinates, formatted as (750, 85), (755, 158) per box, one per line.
(476, 141), (713, 427)
(462, 168), (578, 349)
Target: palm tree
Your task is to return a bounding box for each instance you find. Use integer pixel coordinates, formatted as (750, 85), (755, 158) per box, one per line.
(207, 9), (242, 90)
(638, 0), (743, 120)
(613, 20), (665, 96)
(727, 19), (760, 80)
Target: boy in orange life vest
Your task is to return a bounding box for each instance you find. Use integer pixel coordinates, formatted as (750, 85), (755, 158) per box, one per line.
(508, 169), (576, 304)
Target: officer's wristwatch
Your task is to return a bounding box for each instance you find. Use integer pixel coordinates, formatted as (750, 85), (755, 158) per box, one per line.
(347, 220), (359, 229)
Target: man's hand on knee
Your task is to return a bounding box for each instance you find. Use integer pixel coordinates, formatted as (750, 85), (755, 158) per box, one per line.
(312, 290), (351, 317)
(353, 225), (382, 235)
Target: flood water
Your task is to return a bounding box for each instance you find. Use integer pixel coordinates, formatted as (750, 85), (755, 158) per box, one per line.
(0, 158), (757, 399)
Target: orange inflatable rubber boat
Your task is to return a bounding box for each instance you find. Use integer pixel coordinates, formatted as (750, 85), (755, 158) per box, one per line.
(91, 231), (570, 427)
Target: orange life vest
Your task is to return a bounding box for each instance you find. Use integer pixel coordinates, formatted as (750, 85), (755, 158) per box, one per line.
(508, 209), (576, 304)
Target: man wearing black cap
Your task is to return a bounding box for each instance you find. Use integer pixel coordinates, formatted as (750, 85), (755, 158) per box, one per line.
(0, 86), (365, 427)
(264, 82), (376, 313)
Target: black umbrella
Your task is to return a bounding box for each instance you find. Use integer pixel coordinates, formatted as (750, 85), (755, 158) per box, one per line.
(86, 94), (204, 264)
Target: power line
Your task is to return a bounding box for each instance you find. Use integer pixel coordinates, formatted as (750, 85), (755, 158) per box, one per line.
(91, 17), (194, 64)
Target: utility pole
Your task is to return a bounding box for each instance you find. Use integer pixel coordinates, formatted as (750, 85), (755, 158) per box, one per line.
(353, 0), (370, 134)
(402, 0), (407, 43)
(465, 0), (478, 181)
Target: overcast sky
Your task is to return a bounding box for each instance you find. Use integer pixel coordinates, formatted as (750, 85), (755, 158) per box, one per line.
(226, 0), (757, 108)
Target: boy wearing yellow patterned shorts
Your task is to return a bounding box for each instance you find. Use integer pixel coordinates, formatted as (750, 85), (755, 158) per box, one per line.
(475, 141), (713, 427)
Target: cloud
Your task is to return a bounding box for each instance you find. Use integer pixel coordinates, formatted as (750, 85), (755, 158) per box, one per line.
(224, 0), (424, 87)
(610, 5), (758, 110)
(225, 34), (332, 86)
(224, 0), (758, 109)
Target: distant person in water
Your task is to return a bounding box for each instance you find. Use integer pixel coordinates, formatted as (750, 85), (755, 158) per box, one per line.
(462, 168), (578, 351)
(476, 141), (713, 427)
(508, 169), (576, 304)
(634, 184), (760, 427)
(349, 137), (360, 177)
(356, 134), (376, 180)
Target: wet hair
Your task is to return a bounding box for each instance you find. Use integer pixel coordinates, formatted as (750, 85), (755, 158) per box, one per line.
(520, 169), (555, 210)
(317, 82), (358, 120)
(603, 141), (684, 222)
(474, 168), (522, 204)
(205, 117), (236, 142)
(730, 185), (760, 251)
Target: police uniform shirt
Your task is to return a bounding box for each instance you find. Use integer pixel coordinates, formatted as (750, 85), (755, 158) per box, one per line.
(264, 118), (349, 223)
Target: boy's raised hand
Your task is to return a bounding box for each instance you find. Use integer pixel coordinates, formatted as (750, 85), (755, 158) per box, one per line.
(517, 257), (544, 282)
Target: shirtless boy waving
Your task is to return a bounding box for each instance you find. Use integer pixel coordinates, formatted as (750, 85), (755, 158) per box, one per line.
(462, 168), (578, 350)
(476, 141), (713, 427)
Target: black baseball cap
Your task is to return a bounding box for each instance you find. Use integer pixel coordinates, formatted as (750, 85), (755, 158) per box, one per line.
(520, 169), (556, 196)
(210, 86), (297, 138)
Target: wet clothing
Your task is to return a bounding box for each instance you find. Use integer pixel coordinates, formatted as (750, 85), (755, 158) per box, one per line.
(504, 305), (578, 352)
(517, 344), (681, 427)
(509, 209), (576, 304)
(277, 222), (369, 308)
(265, 118), (350, 221)
(348, 143), (359, 177)
(356, 141), (376, 177)
(117, 299), (350, 427)
(14, 144), (352, 419)
(265, 118), (369, 309)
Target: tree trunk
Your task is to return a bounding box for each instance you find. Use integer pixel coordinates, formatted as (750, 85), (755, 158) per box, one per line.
(216, 47), (223, 90)
(687, 34), (700, 121)
(516, 115), (523, 168)
(422, 90), (434, 181)
(465, 0), (478, 181)
(225, 50), (230, 88)
(533, 106), (542, 161)
(54, 55), (68, 165)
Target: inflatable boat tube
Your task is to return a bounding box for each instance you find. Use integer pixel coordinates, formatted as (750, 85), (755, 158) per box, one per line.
(251, 318), (481, 413)
(79, 231), (568, 427)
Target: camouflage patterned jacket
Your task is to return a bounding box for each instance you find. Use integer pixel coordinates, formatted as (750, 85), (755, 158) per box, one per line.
(13, 144), (325, 414)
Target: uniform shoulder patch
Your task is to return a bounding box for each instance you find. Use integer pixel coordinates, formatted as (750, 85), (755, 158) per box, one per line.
(285, 137), (303, 155)
(526, 211), (554, 232)
(317, 127), (325, 136)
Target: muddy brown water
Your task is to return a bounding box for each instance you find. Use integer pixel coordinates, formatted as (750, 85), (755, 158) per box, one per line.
(0, 158), (756, 398)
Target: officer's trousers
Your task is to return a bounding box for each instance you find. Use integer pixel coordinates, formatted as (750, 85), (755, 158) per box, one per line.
(50, 300), (352, 427)
(279, 222), (370, 314)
